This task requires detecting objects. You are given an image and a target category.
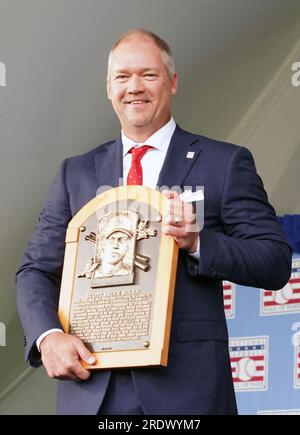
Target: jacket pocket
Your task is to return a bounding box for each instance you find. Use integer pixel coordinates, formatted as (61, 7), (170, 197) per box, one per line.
(176, 319), (228, 343)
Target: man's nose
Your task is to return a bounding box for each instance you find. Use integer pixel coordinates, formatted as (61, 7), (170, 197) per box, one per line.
(127, 75), (145, 94)
(112, 238), (120, 248)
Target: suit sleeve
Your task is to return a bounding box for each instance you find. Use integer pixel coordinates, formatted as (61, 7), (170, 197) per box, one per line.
(15, 159), (71, 366)
(186, 147), (292, 290)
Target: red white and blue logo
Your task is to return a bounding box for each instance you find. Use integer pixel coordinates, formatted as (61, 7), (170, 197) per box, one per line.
(294, 333), (300, 389)
(223, 281), (235, 319)
(260, 258), (300, 316)
(229, 336), (268, 391)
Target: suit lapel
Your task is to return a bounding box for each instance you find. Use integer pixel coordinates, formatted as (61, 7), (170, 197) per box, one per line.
(94, 126), (203, 193)
(94, 136), (123, 190)
(157, 126), (202, 189)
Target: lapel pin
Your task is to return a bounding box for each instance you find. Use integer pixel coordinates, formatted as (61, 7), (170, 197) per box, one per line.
(186, 151), (195, 159)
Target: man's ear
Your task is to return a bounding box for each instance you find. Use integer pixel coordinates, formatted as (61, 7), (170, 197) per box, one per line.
(170, 73), (178, 96)
(107, 79), (112, 101)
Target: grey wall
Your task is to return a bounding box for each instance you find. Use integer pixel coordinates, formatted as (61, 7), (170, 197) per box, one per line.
(1, 0), (300, 413)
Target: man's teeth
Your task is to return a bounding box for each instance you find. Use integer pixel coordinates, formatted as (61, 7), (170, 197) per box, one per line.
(130, 100), (147, 104)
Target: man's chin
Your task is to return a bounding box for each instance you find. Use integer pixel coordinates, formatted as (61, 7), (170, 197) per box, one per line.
(125, 113), (153, 127)
(109, 257), (121, 265)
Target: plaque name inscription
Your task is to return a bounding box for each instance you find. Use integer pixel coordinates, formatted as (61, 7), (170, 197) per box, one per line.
(70, 286), (152, 351)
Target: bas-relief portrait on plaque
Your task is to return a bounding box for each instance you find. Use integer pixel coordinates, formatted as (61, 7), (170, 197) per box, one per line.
(58, 186), (178, 369)
(78, 209), (156, 287)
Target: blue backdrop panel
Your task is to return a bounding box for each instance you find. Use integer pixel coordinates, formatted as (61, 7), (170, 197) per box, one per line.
(224, 215), (300, 415)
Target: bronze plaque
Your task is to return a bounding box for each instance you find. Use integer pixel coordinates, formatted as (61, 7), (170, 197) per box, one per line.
(58, 186), (178, 369)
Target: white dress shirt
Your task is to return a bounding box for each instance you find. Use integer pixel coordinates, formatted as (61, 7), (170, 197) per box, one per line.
(36, 117), (199, 351)
(122, 117), (176, 188)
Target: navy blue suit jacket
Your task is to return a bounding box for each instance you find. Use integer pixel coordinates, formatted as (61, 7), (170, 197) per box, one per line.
(16, 126), (291, 414)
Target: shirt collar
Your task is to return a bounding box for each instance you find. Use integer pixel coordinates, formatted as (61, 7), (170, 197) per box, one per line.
(122, 117), (176, 157)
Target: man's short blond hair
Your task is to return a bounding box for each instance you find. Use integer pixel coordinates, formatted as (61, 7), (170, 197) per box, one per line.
(107, 29), (176, 79)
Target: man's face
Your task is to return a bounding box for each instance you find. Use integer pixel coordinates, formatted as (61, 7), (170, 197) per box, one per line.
(103, 231), (129, 265)
(107, 36), (178, 139)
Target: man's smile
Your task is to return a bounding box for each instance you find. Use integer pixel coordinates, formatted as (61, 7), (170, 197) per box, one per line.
(125, 99), (150, 105)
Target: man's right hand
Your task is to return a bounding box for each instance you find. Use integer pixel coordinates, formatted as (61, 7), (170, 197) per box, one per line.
(40, 332), (96, 381)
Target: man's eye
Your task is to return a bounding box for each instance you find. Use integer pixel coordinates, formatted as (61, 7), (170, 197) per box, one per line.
(115, 75), (128, 81)
(144, 74), (157, 80)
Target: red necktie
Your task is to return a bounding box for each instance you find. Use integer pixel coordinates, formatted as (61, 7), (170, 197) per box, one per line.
(126, 145), (153, 185)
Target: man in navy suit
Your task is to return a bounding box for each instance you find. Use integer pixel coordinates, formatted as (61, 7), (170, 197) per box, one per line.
(16, 29), (291, 415)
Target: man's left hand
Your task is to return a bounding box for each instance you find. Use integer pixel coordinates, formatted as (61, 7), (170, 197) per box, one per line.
(162, 190), (200, 253)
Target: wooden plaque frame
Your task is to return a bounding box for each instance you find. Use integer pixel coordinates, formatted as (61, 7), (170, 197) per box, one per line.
(58, 186), (178, 369)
